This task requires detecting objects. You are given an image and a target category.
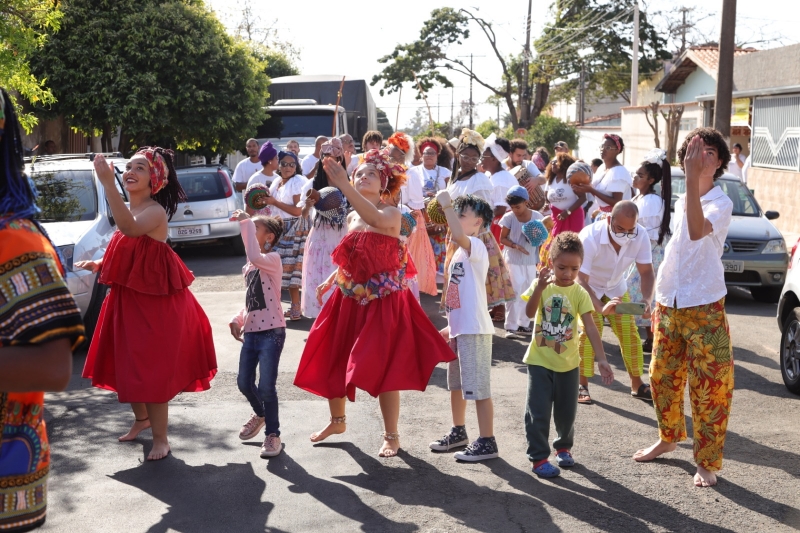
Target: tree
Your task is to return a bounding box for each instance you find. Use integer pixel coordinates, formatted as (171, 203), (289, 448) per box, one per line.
(376, 108), (394, 139)
(248, 43), (299, 80)
(504, 115), (578, 155)
(476, 119), (499, 139)
(0, 0), (62, 131)
(31, 0), (270, 160)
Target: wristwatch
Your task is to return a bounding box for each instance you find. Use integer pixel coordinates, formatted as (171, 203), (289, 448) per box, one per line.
(566, 209), (572, 216)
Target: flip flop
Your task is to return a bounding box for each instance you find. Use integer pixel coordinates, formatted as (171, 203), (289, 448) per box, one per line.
(631, 383), (653, 401)
(578, 385), (593, 405)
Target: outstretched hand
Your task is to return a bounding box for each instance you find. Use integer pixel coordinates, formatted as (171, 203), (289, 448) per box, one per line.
(435, 189), (453, 209)
(92, 154), (116, 187)
(229, 210), (250, 222)
(74, 260), (101, 273)
(322, 156), (349, 188)
(684, 134), (719, 182)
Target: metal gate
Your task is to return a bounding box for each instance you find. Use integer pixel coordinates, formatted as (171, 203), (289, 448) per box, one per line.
(752, 95), (800, 171)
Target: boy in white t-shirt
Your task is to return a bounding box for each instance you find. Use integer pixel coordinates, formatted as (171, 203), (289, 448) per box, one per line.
(429, 190), (498, 462)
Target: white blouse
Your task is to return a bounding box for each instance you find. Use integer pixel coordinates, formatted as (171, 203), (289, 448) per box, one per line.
(269, 175), (308, 219)
(545, 178), (579, 211)
(633, 193), (665, 241)
(592, 164), (632, 209)
(489, 170), (519, 209)
(447, 172), (493, 204)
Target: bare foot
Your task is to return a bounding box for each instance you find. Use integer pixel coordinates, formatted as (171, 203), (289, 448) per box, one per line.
(694, 466), (718, 487)
(119, 418), (151, 442)
(309, 420), (346, 443)
(378, 434), (400, 458)
(633, 439), (677, 462)
(147, 438), (171, 461)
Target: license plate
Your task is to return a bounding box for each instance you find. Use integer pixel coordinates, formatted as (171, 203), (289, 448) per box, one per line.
(175, 225), (205, 237)
(722, 260), (744, 273)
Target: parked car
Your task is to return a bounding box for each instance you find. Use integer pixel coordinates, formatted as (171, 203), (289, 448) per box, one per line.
(169, 164), (244, 254)
(668, 169), (788, 303)
(777, 238), (800, 394)
(24, 153), (128, 341)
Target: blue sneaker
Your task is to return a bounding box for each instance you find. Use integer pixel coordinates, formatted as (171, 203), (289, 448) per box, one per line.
(453, 436), (499, 462)
(429, 425), (469, 451)
(556, 451), (575, 467)
(532, 461), (561, 478)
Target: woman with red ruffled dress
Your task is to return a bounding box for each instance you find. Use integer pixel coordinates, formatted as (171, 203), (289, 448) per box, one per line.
(79, 148), (217, 461)
(294, 149), (455, 458)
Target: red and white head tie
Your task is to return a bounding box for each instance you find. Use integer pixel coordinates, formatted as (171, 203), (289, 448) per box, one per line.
(135, 146), (170, 195)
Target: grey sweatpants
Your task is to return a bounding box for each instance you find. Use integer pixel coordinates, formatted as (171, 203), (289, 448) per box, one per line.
(524, 364), (579, 462)
(447, 334), (493, 400)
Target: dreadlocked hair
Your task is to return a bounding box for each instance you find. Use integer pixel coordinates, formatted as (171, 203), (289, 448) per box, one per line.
(312, 156), (346, 191)
(641, 157), (672, 245)
(252, 215), (284, 249)
(549, 231), (584, 263)
(143, 146), (186, 221)
(0, 88), (37, 227)
(453, 194), (493, 229)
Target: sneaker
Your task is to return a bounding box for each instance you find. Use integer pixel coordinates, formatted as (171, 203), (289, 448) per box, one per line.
(260, 434), (282, 458)
(505, 329), (523, 339)
(517, 326), (533, 336)
(532, 461), (561, 478)
(454, 436), (499, 462)
(239, 414), (265, 440)
(429, 425), (469, 451)
(556, 450), (575, 467)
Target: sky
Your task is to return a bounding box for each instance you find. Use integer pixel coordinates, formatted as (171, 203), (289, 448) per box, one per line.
(206, 0), (799, 132)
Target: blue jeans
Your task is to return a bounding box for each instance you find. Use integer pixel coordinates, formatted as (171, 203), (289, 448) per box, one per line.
(237, 328), (286, 436)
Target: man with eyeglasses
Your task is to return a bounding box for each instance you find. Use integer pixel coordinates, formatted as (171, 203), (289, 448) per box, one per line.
(575, 200), (655, 405)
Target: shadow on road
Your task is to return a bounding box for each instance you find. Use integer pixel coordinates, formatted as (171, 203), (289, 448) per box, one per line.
(112, 458), (279, 533)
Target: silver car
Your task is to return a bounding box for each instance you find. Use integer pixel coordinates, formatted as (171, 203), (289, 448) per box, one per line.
(670, 170), (788, 303)
(25, 154), (128, 340)
(169, 165), (244, 254)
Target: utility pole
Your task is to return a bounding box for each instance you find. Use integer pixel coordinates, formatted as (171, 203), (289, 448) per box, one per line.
(437, 94), (440, 124)
(630, 1), (640, 107)
(458, 54), (485, 130)
(714, 0), (737, 138)
(450, 85), (454, 138)
(678, 7), (693, 55)
(520, 0), (533, 129)
(579, 63), (585, 126)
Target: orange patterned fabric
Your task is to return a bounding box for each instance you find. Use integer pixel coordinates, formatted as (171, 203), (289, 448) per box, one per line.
(650, 299), (734, 471)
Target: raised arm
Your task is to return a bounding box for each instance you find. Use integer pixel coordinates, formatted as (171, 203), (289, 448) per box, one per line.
(436, 190), (471, 252)
(684, 136), (718, 241)
(322, 157), (400, 230)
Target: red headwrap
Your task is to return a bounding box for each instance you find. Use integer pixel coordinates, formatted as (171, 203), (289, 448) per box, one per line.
(361, 149), (406, 192)
(419, 140), (440, 155)
(135, 147), (170, 195)
(603, 133), (622, 152)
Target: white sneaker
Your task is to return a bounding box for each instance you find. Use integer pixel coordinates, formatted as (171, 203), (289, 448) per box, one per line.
(239, 414), (265, 440)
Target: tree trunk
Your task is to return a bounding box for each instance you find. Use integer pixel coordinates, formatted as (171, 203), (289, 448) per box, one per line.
(117, 126), (130, 155)
(101, 123), (113, 152)
(662, 105), (685, 163)
(506, 94), (520, 130)
(644, 102), (660, 148)
(531, 80), (551, 121)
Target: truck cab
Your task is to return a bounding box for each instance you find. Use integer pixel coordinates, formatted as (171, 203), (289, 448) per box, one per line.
(256, 99), (346, 160)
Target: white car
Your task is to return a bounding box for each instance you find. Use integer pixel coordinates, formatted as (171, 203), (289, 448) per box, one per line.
(25, 154), (127, 341)
(777, 239), (800, 394)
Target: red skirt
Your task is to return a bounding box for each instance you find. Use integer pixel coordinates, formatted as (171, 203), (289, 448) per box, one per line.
(294, 288), (455, 401)
(550, 205), (585, 234)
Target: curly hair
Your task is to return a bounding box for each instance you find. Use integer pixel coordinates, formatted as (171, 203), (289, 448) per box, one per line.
(251, 215), (284, 248)
(545, 152), (577, 184)
(139, 146), (187, 221)
(453, 194), (493, 229)
(677, 127), (731, 180)
(549, 231), (584, 262)
(510, 138), (528, 152)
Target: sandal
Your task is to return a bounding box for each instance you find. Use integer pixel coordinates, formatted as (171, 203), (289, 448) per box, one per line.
(288, 302), (302, 321)
(578, 385), (593, 405)
(631, 383), (653, 401)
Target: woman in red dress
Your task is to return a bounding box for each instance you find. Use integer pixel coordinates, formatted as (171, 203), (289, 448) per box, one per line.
(79, 148), (217, 461)
(294, 149), (455, 457)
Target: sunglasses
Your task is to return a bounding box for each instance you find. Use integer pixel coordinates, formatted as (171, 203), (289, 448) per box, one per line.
(279, 162), (296, 168)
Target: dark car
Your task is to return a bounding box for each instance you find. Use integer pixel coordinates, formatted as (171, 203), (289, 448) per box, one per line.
(668, 169), (788, 303)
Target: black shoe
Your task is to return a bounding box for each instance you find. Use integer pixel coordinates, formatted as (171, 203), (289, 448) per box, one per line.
(517, 326), (533, 336)
(429, 425), (469, 451)
(642, 338), (653, 353)
(454, 436), (499, 461)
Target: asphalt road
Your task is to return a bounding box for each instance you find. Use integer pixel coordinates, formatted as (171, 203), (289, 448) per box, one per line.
(41, 243), (800, 532)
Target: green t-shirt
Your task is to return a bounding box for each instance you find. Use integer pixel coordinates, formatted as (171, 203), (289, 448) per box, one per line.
(521, 280), (594, 372)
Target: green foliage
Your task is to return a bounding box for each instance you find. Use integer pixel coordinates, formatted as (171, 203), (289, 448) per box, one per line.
(0, 0), (63, 131)
(476, 119), (499, 139)
(376, 108), (394, 138)
(31, 0), (270, 158)
(503, 115), (578, 154)
(247, 43), (299, 79)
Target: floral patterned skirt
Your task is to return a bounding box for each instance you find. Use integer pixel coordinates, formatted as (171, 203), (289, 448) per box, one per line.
(429, 231), (447, 275)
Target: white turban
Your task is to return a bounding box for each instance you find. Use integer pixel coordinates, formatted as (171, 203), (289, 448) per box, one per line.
(484, 133), (509, 163)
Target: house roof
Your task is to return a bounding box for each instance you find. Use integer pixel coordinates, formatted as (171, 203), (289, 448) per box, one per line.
(732, 43), (800, 94)
(655, 46), (758, 94)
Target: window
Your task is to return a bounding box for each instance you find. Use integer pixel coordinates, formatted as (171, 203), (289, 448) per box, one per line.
(257, 111), (336, 139)
(32, 170), (97, 222)
(177, 172), (227, 202)
(679, 118), (697, 131)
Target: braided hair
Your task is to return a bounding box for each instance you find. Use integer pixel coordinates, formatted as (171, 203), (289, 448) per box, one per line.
(0, 88), (37, 227)
(640, 157), (672, 245)
(142, 146), (186, 220)
(312, 156), (346, 191)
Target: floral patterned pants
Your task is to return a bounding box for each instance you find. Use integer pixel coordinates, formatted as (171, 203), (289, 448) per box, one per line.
(650, 299), (734, 471)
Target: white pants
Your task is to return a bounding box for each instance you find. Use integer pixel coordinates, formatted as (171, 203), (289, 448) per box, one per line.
(505, 263), (538, 330)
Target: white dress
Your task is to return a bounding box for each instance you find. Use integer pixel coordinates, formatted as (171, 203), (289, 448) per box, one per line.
(592, 164), (632, 211)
